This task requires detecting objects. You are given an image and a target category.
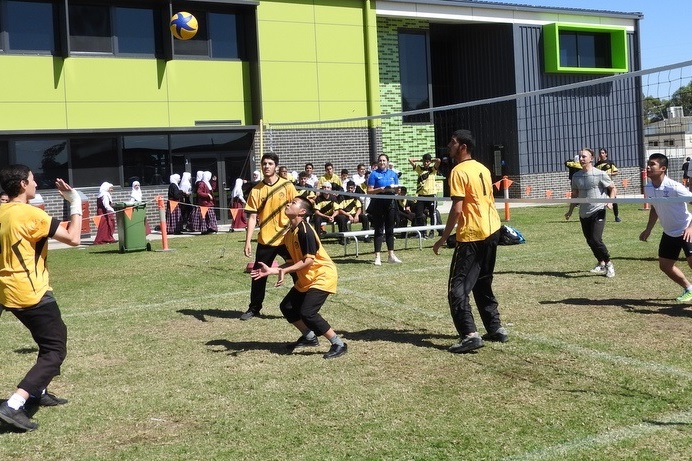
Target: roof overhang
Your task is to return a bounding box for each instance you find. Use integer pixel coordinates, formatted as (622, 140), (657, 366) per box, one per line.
(375, 0), (641, 30)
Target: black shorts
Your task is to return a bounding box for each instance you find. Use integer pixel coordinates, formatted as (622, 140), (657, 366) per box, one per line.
(659, 232), (692, 260)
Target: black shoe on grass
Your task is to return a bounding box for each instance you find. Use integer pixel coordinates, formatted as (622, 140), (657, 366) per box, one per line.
(37, 392), (68, 407)
(287, 335), (320, 350)
(0, 401), (38, 432)
(481, 327), (509, 343)
(239, 309), (259, 321)
(323, 343), (348, 359)
(449, 335), (484, 354)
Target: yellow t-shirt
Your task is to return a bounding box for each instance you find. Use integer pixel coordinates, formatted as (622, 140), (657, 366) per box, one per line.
(318, 174), (342, 188)
(245, 177), (296, 246)
(0, 203), (60, 308)
(449, 159), (501, 242)
(284, 221), (337, 294)
(414, 164), (438, 195)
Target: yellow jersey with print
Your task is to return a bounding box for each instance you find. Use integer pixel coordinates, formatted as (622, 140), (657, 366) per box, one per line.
(284, 221), (337, 294)
(0, 203), (60, 308)
(449, 159), (501, 242)
(338, 197), (362, 216)
(245, 177), (296, 246)
(414, 164), (438, 195)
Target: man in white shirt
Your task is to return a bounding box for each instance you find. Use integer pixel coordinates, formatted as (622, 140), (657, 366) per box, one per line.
(639, 153), (692, 302)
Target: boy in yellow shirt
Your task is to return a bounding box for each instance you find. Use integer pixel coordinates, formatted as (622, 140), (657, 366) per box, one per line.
(251, 196), (347, 359)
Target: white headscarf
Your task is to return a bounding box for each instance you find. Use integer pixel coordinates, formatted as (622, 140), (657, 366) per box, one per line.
(252, 170), (261, 182)
(232, 178), (246, 203)
(202, 171), (212, 191)
(169, 174), (180, 186)
(98, 182), (114, 212)
(130, 181), (142, 202)
(195, 171), (204, 183)
(180, 172), (192, 194)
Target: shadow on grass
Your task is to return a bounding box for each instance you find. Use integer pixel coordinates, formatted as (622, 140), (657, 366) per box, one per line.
(540, 297), (691, 318)
(205, 338), (294, 356)
(177, 308), (282, 322)
(13, 347), (38, 354)
(340, 328), (456, 351)
(642, 419), (692, 426)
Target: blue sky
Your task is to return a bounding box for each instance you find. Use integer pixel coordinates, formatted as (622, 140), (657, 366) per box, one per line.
(510, 0), (691, 69)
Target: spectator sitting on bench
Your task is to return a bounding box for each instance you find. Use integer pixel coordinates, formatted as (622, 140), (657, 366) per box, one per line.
(336, 181), (371, 243)
(313, 182), (339, 236)
(297, 171), (316, 202)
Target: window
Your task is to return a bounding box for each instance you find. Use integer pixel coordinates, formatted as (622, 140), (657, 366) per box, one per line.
(559, 31), (611, 68)
(70, 138), (119, 187)
(173, 7), (242, 59)
(69, 2), (161, 56)
(648, 141), (659, 147)
(3, 0), (57, 54)
(114, 6), (161, 55)
(543, 23), (628, 74)
(398, 30), (431, 124)
(13, 139), (69, 190)
(664, 139), (676, 147)
(122, 135), (169, 186)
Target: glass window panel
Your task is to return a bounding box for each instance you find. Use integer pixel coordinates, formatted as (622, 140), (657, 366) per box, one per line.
(170, 132), (253, 153)
(13, 139), (68, 190)
(209, 12), (238, 59)
(122, 135), (169, 186)
(70, 138), (118, 187)
(6, 1), (56, 53)
(559, 32), (578, 67)
(69, 3), (112, 53)
(399, 31), (431, 123)
(115, 6), (160, 55)
(172, 9), (208, 56)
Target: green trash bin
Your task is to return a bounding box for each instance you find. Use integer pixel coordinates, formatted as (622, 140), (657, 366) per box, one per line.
(114, 202), (151, 253)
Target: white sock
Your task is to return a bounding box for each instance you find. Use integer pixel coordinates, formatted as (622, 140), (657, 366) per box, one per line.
(686, 285), (692, 292)
(7, 393), (27, 410)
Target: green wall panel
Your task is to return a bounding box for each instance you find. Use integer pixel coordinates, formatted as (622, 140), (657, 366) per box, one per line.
(258, 0), (369, 123)
(0, 103), (67, 130)
(257, 21), (317, 62)
(315, 24), (365, 63)
(0, 56), (64, 103)
(66, 102), (169, 129)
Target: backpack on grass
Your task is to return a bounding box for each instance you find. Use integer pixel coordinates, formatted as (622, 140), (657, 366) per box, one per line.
(499, 225), (526, 245)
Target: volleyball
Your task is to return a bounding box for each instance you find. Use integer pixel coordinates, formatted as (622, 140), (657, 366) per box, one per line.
(170, 12), (198, 40)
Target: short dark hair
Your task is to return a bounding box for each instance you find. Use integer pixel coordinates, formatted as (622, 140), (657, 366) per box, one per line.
(452, 130), (475, 153)
(346, 180), (355, 188)
(298, 171), (309, 178)
(305, 162), (314, 170)
(261, 152), (279, 165)
(422, 154), (432, 161)
(649, 153), (668, 169)
(0, 164), (31, 198)
(324, 162), (333, 169)
(340, 169), (349, 176)
(295, 195), (314, 216)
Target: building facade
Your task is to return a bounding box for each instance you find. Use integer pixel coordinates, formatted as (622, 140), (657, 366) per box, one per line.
(0, 0), (644, 225)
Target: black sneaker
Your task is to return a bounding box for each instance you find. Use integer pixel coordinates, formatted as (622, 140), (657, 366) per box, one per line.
(239, 309), (259, 321)
(482, 327), (509, 343)
(36, 392), (68, 407)
(287, 335), (320, 350)
(0, 401), (38, 432)
(448, 334), (484, 354)
(323, 343), (348, 359)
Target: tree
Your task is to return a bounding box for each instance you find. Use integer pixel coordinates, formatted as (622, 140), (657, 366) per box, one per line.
(669, 81), (692, 116)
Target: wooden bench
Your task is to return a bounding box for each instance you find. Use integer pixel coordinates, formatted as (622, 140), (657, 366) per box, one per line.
(322, 224), (447, 257)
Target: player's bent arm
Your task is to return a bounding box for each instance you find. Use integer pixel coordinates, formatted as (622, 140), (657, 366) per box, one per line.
(52, 215), (82, 246)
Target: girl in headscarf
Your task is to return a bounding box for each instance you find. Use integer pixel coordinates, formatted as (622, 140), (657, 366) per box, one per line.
(179, 172), (193, 231)
(130, 180), (151, 234)
(130, 181), (143, 203)
(230, 178), (248, 230)
(94, 182), (116, 244)
(189, 171), (218, 234)
(166, 174), (184, 235)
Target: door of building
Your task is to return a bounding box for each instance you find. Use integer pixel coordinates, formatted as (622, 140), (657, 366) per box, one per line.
(171, 152), (253, 225)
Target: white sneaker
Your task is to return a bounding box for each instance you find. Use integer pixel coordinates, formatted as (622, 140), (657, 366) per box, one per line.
(590, 264), (606, 274)
(373, 256), (382, 266)
(387, 255), (402, 264)
(605, 262), (615, 278)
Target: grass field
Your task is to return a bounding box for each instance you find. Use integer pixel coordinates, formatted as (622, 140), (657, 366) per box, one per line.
(0, 203), (690, 460)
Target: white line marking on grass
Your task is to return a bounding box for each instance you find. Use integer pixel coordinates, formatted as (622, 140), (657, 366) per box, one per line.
(519, 333), (692, 380)
(501, 409), (692, 461)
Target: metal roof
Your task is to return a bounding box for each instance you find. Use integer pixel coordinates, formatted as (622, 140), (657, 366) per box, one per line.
(383, 0), (644, 20)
